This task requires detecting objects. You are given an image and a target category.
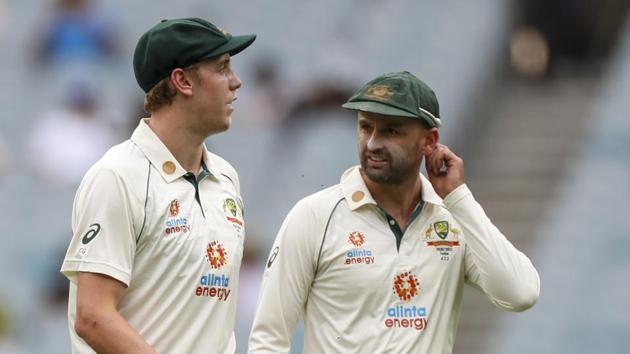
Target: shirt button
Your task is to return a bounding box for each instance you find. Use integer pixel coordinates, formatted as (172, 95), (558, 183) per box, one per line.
(389, 219), (396, 225)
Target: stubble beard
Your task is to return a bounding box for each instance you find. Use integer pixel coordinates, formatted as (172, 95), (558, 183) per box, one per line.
(360, 144), (422, 185)
(360, 156), (412, 185)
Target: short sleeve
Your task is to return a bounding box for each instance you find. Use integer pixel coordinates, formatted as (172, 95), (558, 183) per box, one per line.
(61, 168), (138, 286)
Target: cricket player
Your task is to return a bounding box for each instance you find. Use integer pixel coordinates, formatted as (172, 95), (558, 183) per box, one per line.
(248, 71), (540, 353)
(60, 18), (255, 353)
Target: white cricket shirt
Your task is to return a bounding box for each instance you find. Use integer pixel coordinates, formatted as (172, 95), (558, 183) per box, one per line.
(249, 166), (539, 354)
(61, 119), (246, 353)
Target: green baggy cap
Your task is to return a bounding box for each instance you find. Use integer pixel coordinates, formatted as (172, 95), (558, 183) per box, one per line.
(134, 18), (256, 92)
(342, 71), (442, 128)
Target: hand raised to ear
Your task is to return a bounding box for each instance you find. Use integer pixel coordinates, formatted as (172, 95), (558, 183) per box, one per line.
(425, 144), (465, 199)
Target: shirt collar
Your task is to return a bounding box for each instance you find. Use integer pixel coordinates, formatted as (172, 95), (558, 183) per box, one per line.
(340, 166), (379, 210)
(340, 165), (444, 211)
(131, 118), (218, 183)
(419, 173), (444, 206)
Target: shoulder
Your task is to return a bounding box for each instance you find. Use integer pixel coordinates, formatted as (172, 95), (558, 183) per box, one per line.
(206, 151), (238, 182)
(78, 139), (150, 199)
(99, 139), (148, 170)
(292, 184), (345, 223)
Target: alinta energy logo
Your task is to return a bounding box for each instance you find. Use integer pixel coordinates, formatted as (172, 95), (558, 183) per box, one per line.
(393, 272), (419, 301)
(196, 240), (231, 301)
(385, 271), (428, 331)
(348, 231), (365, 247)
(169, 199), (180, 217)
(164, 199), (191, 235)
(344, 231), (374, 265)
(206, 241), (227, 270)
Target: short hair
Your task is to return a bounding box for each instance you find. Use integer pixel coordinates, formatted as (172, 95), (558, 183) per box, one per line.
(143, 77), (177, 113)
(143, 65), (201, 114)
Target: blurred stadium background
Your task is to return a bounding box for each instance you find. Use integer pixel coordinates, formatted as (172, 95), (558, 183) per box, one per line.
(0, 0), (629, 353)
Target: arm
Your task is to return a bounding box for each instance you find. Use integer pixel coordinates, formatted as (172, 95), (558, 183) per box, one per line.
(248, 200), (320, 353)
(444, 184), (540, 311)
(427, 144), (540, 311)
(61, 169), (149, 349)
(75, 272), (156, 354)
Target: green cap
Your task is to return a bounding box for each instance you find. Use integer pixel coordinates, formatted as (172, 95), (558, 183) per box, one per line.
(133, 18), (256, 92)
(342, 71), (441, 128)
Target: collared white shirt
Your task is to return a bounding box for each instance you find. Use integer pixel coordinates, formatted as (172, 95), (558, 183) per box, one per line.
(61, 119), (246, 354)
(249, 166), (539, 354)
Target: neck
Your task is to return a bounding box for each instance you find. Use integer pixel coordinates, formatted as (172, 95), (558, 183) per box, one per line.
(147, 108), (205, 174)
(361, 169), (422, 230)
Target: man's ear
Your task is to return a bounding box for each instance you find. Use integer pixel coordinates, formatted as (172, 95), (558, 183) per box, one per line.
(170, 68), (194, 97)
(421, 128), (439, 155)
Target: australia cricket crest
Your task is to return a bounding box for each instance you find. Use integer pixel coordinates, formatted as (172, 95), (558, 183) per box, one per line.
(433, 221), (449, 239)
(223, 197), (244, 233)
(425, 220), (461, 262)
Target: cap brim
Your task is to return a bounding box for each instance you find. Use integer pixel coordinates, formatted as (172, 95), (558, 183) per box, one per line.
(341, 101), (417, 118)
(202, 34), (256, 60)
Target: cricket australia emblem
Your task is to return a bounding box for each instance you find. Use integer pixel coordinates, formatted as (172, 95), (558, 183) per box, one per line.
(424, 220), (461, 261)
(223, 198), (244, 233)
(433, 221), (449, 239)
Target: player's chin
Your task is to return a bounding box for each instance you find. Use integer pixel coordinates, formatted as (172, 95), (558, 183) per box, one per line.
(219, 113), (232, 130)
(361, 160), (386, 177)
(207, 117), (230, 136)
(363, 169), (392, 184)
(224, 114), (233, 128)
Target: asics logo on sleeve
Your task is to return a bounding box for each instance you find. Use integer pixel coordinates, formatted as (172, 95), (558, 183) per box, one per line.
(81, 223), (101, 245)
(267, 247), (279, 268)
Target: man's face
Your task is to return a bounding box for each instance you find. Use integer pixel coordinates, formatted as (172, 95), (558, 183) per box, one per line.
(357, 111), (432, 184)
(188, 53), (242, 134)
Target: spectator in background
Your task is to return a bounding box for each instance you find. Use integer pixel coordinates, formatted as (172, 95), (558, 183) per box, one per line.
(33, 0), (120, 65)
(280, 79), (354, 132)
(513, 0), (629, 76)
(27, 80), (120, 185)
(242, 58), (288, 127)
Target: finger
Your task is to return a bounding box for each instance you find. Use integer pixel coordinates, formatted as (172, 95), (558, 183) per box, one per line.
(427, 149), (438, 175)
(441, 146), (462, 168)
(440, 146), (455, 168)
(426, 152), (439, 176)
(437, 145), (458, 169)
(426, 159), (440, 179)
(433, 146), (445, 174)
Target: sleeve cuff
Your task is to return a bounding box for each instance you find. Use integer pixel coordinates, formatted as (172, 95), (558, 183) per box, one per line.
(61, 259), (131, 287)
(442, 183), (472, 208)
